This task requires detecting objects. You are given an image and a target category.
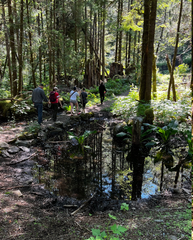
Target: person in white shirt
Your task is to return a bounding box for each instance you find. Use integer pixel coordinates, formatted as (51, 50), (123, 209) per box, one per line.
(70, 87), (80, 116)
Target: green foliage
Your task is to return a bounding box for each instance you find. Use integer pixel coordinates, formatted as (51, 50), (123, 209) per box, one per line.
(68, 130), (97, 152)
(24, 122), (41, 134)
(89, 86), (99, 94)
(63, 105), (71, 111)
(86, 92), (100, 106)
(144, 120), (179, 148)
(123, 9), (143, 32)
(156, 120), (178, 144)
(120, 203), (129, 211)
(183, 55), (192, 66)
(86, 205), (128, 240)
(174, 63), (190, 75)
(105, 79), (130, 96)
(10, 101), (31, 116)
(112, 74), (191, 125)
(116, 124), (154, 145)
(60, 92), (70, 103)
(181, 127), (193, 158)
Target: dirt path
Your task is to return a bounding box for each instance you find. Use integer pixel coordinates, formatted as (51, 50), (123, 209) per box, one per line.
(0, 90), (192, 240)
(0, 90), (130, 144)
(86, 90), (130, 114)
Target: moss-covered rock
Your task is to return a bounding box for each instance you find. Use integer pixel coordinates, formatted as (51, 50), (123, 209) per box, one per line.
(0, 100), (12, 118)
(143, 108), (154, 124)
(80, 112), (94, 121)
(18, 132), (38, 140)
(113, 122), (127, 136)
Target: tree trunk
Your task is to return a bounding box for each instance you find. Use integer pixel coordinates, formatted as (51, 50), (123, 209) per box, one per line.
(8, 0), (18, 96)
(166, 54), (173, 100)
(132, 32), (136, 67)
(118, 0), (123, 63)
(101, 1), (106, 81)
(46, 1), (53, 89)
(84, 0), (87, 84)
(18, 0), (24, 95)
(136, 31), (141, 82)
(152, 53), (157, 99)
(26, 0), (36, 88)
(37, 11), (42, 83)
(191, 0), (193, 91)
(115, 0), (120, 62)
(167, 0), (183, 102)
(156, 8), (166, 55)
(52, 0), (56, 86)
(139, 0), (157, 101)
(2, 2), (13, 97)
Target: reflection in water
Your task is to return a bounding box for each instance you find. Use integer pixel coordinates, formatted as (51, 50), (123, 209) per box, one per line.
(33, 122), (190, 201)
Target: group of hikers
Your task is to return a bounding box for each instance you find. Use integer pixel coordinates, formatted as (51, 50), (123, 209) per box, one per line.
(32, 81), (107, 125)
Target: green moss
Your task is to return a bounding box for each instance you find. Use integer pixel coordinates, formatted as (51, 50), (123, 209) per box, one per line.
(0, 101), (12, 117)
(143, 108), (154, 124)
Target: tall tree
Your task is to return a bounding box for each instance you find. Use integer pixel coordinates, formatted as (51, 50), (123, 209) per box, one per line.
(26, 0), (36, 88)
(18, 0), (24, 94)
(2, 2), (12, 96)
(8, 0), (18, 96)
(167, 0), (183, 102)
(139, 0), (157, 101)
(101, 0), (106, 81)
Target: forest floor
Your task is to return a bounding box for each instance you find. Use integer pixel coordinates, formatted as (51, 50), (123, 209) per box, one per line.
(0, 90), (192, 240)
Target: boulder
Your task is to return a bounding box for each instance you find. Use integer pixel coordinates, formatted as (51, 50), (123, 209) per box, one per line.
(7, 146), (20, 154)
(15, 139), (35, 147)
(0, 142), (10, 149)
(80, 112), (94, 121)
(113, 122), (127, 136)
(19, 146), (31, 153)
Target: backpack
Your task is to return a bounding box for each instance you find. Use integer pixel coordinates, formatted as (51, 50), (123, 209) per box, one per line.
(49, 91), (56, 102)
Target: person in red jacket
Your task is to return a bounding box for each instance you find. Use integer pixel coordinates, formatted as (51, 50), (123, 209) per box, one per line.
(48, 87), (62, 122)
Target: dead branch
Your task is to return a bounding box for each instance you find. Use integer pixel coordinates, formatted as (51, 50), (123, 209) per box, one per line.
(63, 205), (78, 208)
(71, 192), (96, 216)
(6, 152), (37, 165)
(0, 184), (38, 191)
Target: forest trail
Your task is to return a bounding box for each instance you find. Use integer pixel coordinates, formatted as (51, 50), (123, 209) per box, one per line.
(0, 89), (130, 144)
(85, 89), (130, 114)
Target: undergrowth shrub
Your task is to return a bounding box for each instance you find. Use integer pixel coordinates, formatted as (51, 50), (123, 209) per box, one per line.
(112, 82), (191, 125)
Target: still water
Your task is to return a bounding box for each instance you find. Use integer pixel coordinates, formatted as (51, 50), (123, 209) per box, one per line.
(33, 119), (190, 201)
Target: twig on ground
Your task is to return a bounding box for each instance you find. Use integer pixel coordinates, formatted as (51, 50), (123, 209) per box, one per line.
(71, 192), (96, 216)
(74, 221), (91, 233)
(0, 185), (34, 191)
(63, 205), (78, 208)
(6, 152), (37, 165)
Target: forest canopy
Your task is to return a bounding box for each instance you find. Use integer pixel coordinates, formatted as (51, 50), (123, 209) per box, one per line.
(0, 0), (191, 98)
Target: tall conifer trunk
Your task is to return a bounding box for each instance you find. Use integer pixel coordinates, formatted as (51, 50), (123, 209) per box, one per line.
(167, 0), (183, 101)
(8, 0), (18, 96)
(139, 0), (157, 101)
(18, 0), (24, 94)
(26, 0), (36, 88)
(2, 2), (12, 97)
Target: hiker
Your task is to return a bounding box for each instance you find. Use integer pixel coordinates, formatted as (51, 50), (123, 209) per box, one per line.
(32, 83), (48, 125)
(70, 87), (80, 116)
(80, 87), (88, 113)
(99, 81), (107, 105)
(49, 87), (62, 122)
